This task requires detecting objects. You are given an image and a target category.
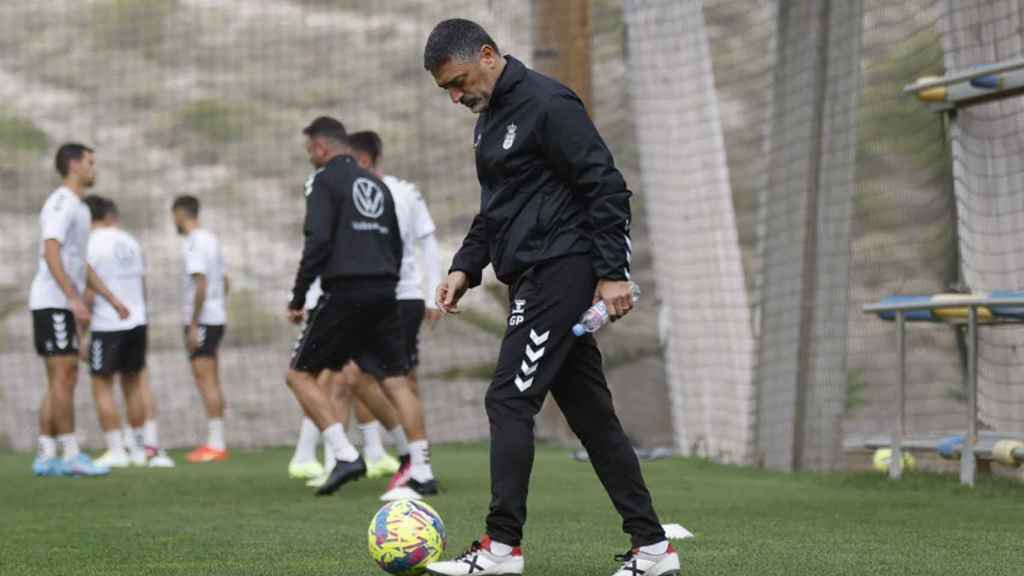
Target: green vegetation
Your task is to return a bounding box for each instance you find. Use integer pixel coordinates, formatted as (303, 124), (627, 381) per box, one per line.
(180, 98), (253, 144)
(2, 445), (1022, 575)
(0, 113), (48, 155)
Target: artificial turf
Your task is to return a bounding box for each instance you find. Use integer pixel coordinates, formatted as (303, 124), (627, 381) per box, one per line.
(1, 444), (1022, 575)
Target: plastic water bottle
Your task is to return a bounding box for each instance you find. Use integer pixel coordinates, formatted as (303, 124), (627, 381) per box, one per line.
(572, 282), (642, 336)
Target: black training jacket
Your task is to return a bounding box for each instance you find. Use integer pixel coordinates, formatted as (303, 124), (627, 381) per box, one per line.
(289, 154), (401, 309)
(450, 55), (632, 288)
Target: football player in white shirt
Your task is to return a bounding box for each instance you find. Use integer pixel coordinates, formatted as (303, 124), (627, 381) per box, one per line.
(83, 196), (174, 469)
(348, 131), (443, 500)
(30, 144), (129, 477)
(171, 195), (230, 463)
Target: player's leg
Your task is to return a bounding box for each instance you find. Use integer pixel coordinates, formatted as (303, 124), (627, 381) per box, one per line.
(289, 369), (332, 480)
(185, 325), (227, 462)
(90, 331), (130, 468)
(347, 366), (404, 480)
(549, 338), (676, 576)
(288, 292), (367, 495)
(33, 372), (58, 476)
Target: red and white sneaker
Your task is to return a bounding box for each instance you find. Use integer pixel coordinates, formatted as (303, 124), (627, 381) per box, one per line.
(185, 445), (228, 463)
(426, 536), (524, 575)
(610, 543), (680, 576)
(386, 454), (411, 491)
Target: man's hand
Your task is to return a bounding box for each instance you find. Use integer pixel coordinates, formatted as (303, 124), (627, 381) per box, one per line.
(186, 322), (201, 353)
(595, 279), (635, 320)
(112, 298), (130, 320)
(436, 271), (469, 314)
(286, 307), (306, 326)
(70, 296), (91, 326)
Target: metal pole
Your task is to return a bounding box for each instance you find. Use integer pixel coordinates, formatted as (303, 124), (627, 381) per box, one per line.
(891, 311), (906, 480)
(961, 306), (978, 487)
(902, 56), (1024, 93)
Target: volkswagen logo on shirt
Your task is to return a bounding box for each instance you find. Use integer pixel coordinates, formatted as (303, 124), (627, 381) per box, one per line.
(352, 177), (384, 219)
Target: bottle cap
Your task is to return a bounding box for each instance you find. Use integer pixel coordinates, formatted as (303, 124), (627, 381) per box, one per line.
(572, 324), (586, 337)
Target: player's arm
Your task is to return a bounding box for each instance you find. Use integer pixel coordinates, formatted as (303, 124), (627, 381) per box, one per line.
(539, 93), (634, 318)
(421, 233), (444, 321)
(223, 273), (231, 296)
(43, 239), (90, 324)
(86, 264), (130, 320)
(288, 173), (338, 322)
(186, 272), (207, 352)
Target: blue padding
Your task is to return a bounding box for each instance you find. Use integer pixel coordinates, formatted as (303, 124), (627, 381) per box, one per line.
(988, 291), (1024, 319)
(937, 435), (964, 459)
(876, 295), (936, 321)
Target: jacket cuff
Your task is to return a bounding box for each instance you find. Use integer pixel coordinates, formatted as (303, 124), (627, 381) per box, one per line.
(450, 265), (483, 289)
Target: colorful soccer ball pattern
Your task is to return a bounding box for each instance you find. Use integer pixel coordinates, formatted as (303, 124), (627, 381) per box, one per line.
(368, 499), (447, 575)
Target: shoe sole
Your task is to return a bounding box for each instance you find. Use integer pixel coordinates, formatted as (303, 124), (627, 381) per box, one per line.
(425, 572), (522, 576)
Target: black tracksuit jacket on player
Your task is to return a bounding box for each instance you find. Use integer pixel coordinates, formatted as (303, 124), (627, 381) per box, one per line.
(289, 154), (401, 310)
(450, 55), (633, 288)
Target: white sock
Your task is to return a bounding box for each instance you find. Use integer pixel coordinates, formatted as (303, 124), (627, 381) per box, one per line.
(389, 426), (410, 457)
(359, 421), (385, 463)
(206, 418), (225, 451)
(323, 444), (336, 473)
(58, 433), (80, 461)
(409, 439), (434, 482)
(37, 436), (57, 459)
(489, 540), (514, 557)
(322, 423), (359, 463)
(293, 418), (320, 463)
(143, 420), (159, 448)
(123, 426), (139, 451)
(639, 541), (669, 556)
(104, 430), (125, 454)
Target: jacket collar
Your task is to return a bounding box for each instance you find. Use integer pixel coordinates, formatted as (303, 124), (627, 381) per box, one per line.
(489, 55), (527, 108)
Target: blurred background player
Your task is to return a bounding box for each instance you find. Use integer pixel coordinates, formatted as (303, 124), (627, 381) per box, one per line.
(83, 196), (173, 469)
(30, 143), (128, 478)
(171, 195), (230, 463)
(285, 116), (415, 496)
(348, 130), (441, 500)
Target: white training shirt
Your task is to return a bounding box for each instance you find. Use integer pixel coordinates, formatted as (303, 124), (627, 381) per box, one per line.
(87, 227), (147, 331)
(29, 186), (91, 311)
(181, 228), (227, 326)
(384, 175), (440, 303)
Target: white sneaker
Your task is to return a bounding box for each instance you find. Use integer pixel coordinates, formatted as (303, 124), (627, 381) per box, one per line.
(610, 544), (680, 576)
(128, 447), (148, 467)
(147, 450), (176, 468)
(426, 536), (524, 575)
(94, 450), (130, 469)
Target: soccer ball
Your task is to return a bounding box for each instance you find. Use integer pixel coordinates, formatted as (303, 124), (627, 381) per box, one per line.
(368, 499), (447, 575)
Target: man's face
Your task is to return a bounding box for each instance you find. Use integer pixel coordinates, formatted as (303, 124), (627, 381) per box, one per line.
(305, 137), (328, 168)
(432, 46), (500, 114)
(172, 208), (189, 236)
(70, 152), (97, 187)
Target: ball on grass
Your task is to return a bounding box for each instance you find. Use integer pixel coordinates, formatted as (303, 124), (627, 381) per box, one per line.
(872, 448), (916, 473)
(368, 499), (446, 575)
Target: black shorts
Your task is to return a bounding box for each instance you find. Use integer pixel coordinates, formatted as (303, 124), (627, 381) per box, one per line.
(90, 325), (147, 376)
(358, 299), (426, 376)
(291, 288), (408, 379)
(32, 308), (79, 357)
(183, 324), (225, 359)
(398, 299), (426, 369)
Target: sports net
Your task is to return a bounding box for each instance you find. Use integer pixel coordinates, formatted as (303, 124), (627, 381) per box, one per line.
(2, 0), (1023, 473)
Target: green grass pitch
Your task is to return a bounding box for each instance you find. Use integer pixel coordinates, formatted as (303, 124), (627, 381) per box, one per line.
(1, 444), (1022, 575)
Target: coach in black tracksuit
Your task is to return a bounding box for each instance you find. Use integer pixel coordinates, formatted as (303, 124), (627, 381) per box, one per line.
(427, 23), (668, 555)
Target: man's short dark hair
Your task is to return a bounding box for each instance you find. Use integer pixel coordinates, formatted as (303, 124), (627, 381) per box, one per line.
(83, 195), (108, 222)
(104, 197), (119, 220)
(423, 18), (500, 73)
(172, 195), (200, 218)
(302, 116), (348, 146)
(55, 143), (93, 178)
(348, 131), (383, 166)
